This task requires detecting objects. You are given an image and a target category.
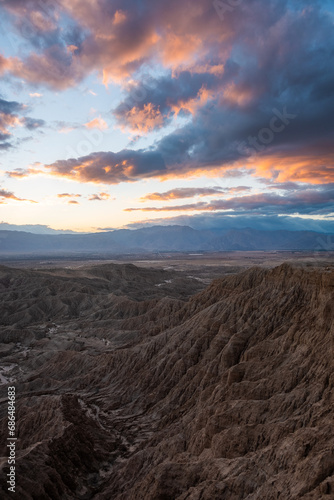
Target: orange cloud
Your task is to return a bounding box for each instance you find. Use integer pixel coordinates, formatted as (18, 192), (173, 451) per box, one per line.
(222, 82), (257, 107)
(57, 193), (82, 198)
(115, 82), (215, 134)
(0, 54), (11, 74)
(101, 31), (160, 86)
(0, 188), (37, 203)
(125, 203), (208, 213)
(0, 112), (23, 135)
(171, 86), (214, 117)
(0, 1), (232, 89)
(6, 166), (44, 178)
(58, 126), (75, 134)
(140, 187), (226, 201)
(85, 116), (108, 130)
(121, 103), (164, 133)
(67, 45), (78, 54)
(249, 154), (334, 185)
(113, 10), (126, 25)
(161, 33), (202, 67)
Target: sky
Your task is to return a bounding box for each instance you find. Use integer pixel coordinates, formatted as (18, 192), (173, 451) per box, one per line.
(0, 0), (333, 233)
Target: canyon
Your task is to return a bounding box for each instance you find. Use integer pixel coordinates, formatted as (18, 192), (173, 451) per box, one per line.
(0, 258), (333, 499)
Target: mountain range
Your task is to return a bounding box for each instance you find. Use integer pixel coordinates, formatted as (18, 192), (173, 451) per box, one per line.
(0, 226), (333, 255)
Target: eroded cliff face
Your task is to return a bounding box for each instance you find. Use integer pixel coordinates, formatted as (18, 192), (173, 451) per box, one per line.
(0, 263), (333, 499)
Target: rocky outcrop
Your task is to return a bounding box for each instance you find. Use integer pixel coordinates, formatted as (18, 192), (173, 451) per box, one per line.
(0, 263), (333, 499)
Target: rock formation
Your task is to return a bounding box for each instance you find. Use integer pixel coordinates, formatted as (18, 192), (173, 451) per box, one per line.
(0, 262), (333, 499)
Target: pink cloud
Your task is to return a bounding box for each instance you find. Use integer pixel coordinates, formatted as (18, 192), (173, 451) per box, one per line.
(0, 187), (37, 203)
(0, 0), (234, 89)
(0, 112), (23, 135)
(85, 117), (108, 130)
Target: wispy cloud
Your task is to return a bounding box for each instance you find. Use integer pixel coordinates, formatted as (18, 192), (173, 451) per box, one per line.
(140, 186), (251, 201)
(0, 187), (37, 203)
(125, 186), (334, 215)
(57, 193), (82, 198)
(140, 187), (223, 201)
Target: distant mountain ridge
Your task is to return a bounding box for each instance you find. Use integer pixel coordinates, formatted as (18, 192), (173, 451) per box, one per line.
(0, 223), (76, 234)
(0, 225), (333, 254)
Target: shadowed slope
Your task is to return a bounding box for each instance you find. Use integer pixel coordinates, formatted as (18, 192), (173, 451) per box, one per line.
(0, 263), (333, 499)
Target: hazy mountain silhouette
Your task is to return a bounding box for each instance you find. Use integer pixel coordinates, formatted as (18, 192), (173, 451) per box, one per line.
(0, 226), (332, 254)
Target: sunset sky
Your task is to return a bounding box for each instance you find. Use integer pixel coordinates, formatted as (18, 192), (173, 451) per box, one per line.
(0, 0), (333, 232)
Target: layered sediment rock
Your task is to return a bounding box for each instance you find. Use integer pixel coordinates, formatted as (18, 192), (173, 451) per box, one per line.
(0, 263), (333, 499)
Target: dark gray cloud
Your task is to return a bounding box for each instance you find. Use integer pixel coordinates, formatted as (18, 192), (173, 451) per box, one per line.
(23, 117), (45, 130)
(113, 70), (225, 132)
(0, 98), (22, 114)
(41, 150), (167, 184)
(125, 185), (334, 216)
(0, 97), (45, 147)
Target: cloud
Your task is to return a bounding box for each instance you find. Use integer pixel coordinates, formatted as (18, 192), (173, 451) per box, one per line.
(54, 120), (82, 134)
(88, 192), (110, 201)
(6, 166), (43, 178)
(0, 0), (310, 91)
(1, 0), (333, 193)
(34, 150), (167, 184)
(85, 116), (108, 130)
(29, 92), (43, 97)
(0, 98), (24, 136)
(143, 185), (254, 199)
(116, 102), (165, 134)
(140, 187), (226, 201)
(0, 187), (37, 203)
(58, 126), (75, 134)
(0, 141), (12, 151)
(57, 193), (81, 198)
(95, 227), (117, 231)
(125, 185), (334, 215)
(0, 97), (45, 148)
(22, 117), (45, 130)
(4, 50), (86, 90)
(113, 72), (220, 133)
